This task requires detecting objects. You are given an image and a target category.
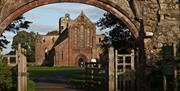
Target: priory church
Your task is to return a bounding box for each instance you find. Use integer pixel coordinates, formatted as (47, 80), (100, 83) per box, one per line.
(35, 11), (105, 67)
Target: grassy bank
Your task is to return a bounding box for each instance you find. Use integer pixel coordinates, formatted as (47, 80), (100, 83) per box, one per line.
(28, 66), (84, 77)
(27, 80), (35, 91)
(28, 66), (86, 88)
(27, 66), (103, 91)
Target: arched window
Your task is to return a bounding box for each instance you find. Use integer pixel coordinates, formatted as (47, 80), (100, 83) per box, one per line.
(87, 29), (90, 47)
(44, 47), (48, 59)
(61, 50), (64, 61)
(52, 37), (55, 43)
(43, 37), (45, 43)
(73, 29), (78, 48)
(80, 25), (84, 48)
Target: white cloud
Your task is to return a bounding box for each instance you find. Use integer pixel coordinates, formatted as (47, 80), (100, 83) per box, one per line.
(28, 23), (58, 34)
(45, 3), (95, 12)
(44, 3), (105, 20)
(2, 3), (107, 54)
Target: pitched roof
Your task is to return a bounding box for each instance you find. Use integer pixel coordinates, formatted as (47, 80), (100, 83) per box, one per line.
(70, 11), (95, 26)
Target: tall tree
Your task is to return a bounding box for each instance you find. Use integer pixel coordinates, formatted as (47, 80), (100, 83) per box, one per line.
(11, 31), (36, 62)
(0, 15), (32, 50)
(96, 12), (135, 53)
(0, 15), (31, 91)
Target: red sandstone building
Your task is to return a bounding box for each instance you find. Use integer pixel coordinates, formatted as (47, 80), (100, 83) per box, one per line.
(35, 11), (105, 67)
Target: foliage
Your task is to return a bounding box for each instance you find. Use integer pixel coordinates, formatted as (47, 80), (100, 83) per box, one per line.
(4, 16), (32, 33)
(96, 12), (135, 53)
(11, 31), (36, 62)
(0, 37), (10, 51)
(46, 30), (59, 35)
(0, 56), (13, 91)
(99, 36), (111, 53)
(0, 15), (32, 50)
(96, 12), (126, 30)
(6, 50), (16, 55)
(10, 66), (17, 91)
(28, 80), (35, 91)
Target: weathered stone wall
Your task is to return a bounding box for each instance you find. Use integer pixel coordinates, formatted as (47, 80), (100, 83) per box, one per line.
(0, 0), (33, 23)
(143, 0), (180, 65)
(107, 0), (135, 18)
(35, 35), (58, 65)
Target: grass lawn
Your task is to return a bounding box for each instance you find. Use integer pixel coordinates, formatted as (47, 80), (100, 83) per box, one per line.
(28, 66), (84, 76)
(27, 80), (35, 91)
(28, 66), (86, 89)
(27, 66), (104, 91)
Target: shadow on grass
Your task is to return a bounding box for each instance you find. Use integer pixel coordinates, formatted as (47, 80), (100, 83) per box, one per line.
(28, 66), (105, 91)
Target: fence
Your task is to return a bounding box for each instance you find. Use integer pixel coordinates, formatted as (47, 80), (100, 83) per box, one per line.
(3, 55), (17, 66)
(115, 50), (135, 91)
(85, 62), (107, 90)
(3, 44), (27, 91)
(84, 48), (135, 91)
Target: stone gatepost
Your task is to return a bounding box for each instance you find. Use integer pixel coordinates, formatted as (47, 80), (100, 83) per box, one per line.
(108, 47), (115, 91)
(16, 44), (27, 91)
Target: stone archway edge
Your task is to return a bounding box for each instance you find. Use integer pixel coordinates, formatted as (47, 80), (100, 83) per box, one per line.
(0, 0), (139, 38)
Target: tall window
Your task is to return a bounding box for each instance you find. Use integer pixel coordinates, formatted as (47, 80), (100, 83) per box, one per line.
(61, 50), (64, 61)
(80, 25), (84, 48)
(73, 30), (78, 48)
(87, 29), (90, 47)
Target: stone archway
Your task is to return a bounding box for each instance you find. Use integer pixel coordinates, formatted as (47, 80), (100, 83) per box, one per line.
(75, 54), (87, 67)
(78, 58), (85, 68)
(0, 0), (139, 38)
(0, 1), (178, 91)
(0, 1), (142, 90)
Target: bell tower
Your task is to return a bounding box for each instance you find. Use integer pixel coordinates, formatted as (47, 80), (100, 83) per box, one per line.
(59, 13), (70, 33)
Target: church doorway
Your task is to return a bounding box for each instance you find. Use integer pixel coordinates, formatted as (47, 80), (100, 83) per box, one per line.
(75, 54), (87, 67)
(78, 58), (85, 68)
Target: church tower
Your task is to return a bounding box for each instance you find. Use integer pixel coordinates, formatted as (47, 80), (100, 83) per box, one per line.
(59, 13), (70, 33)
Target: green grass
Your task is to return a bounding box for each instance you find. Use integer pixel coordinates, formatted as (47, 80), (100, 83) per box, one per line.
(28, 66), (81, 72)
(27, 66), (103, 91)
(28, 66), (87, 90)
(27, 80), (35, 91)
(28, 66), (86, 84)
(28, 66), (84, 77)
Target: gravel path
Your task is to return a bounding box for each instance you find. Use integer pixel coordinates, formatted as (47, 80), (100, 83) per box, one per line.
(31, 72), (83, 91)
(35, 82), (82, 91)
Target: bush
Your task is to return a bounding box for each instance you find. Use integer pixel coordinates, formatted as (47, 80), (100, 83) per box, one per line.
(0, 57), (14, 91)
(28, 80), (35, 91)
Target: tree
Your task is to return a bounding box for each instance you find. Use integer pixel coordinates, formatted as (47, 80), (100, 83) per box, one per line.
(96, 12), (135, 53)
(0, 56), (13, 91)
(0, 15), (32, 50)
(11, 31), (36, 62)
(0, 15), (30, 91)
(46, 30), (59, 35)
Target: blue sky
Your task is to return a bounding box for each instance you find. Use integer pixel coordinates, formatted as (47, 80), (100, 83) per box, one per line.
(2, 3), (107, 54)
